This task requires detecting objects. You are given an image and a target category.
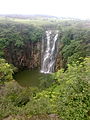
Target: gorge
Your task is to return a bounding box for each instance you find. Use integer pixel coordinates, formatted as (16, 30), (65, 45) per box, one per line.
(13, 29), (60, 87)
(0, 16), (90, 120)
(0, 17), (89, 82)
(3, 26), (61, 73)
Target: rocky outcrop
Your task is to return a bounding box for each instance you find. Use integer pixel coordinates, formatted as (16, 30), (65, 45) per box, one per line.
(55, 52), (63, 71)
(4, 40), (41, 69)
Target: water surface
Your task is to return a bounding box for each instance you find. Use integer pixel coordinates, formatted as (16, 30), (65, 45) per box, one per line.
(14, 69), (50, 87)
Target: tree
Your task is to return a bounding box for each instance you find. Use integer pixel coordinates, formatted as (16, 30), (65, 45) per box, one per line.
(0, 59), (16, 85)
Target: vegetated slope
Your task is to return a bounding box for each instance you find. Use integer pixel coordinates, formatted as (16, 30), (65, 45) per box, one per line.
(0, 57), (90, 120)
(0, 15), (90, 120)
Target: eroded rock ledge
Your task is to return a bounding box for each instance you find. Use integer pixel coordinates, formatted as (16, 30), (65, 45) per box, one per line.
(4, 41), (41, 69)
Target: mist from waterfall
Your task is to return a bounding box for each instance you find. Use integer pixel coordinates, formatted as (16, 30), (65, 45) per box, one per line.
(41, 30), (59, 74)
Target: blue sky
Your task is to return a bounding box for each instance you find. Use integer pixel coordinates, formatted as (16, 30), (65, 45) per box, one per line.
(0, 0), (90, 19)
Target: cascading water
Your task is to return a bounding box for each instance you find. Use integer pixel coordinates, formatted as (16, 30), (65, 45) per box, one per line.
(41, 30), (59, 74)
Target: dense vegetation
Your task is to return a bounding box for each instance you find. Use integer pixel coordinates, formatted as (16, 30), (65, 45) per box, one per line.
(0, 21), (43, 57)
(0, 59), (16, 84)
(0, 57), (90, 120)
(0, 16), (90, 120)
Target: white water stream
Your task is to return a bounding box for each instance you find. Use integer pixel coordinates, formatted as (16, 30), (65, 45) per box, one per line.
(41, 30), (59, 74)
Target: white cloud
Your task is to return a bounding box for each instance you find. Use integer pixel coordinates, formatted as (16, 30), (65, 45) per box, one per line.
(0, 0), (90, 19)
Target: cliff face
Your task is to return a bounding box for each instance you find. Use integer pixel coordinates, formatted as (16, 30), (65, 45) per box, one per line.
(4, 40), (63, 71)
(4, 41), (41, 69)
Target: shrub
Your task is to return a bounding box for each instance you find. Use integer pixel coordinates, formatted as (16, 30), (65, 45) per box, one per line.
(0, 81), (39, 119)
(0, 59), (16, 85)
(54, 57), (90, 120)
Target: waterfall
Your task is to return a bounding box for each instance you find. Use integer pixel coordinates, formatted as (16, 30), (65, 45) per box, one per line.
(41, 30), (59, 74)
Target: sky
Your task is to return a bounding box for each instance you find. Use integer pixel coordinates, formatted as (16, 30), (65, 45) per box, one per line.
(0, 0), (90, 19)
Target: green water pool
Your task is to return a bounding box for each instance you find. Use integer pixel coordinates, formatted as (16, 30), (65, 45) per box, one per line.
(14, 69), (50, 87)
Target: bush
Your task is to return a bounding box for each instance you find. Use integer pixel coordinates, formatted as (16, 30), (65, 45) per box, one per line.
(54, 57), (90, 120)
(0, 81), (39, 119)
(0, 59), (16, 85)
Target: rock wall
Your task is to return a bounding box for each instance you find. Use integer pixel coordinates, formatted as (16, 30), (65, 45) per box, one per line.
(4, 41), (41, 69)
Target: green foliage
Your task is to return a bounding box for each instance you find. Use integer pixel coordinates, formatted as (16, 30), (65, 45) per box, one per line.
(28, 27), (44, 42)
(0, 59), (16, 84)
(39, 74), (54, 89)
(0, 22), (44, 57)
(54, 57), (90, 120)
(0, 58), (90, 120)
(0, 81), (52, 119)
(24, 96), (53, 115)
(0, 81), (39, 119)
(60, 28), (90, 65)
